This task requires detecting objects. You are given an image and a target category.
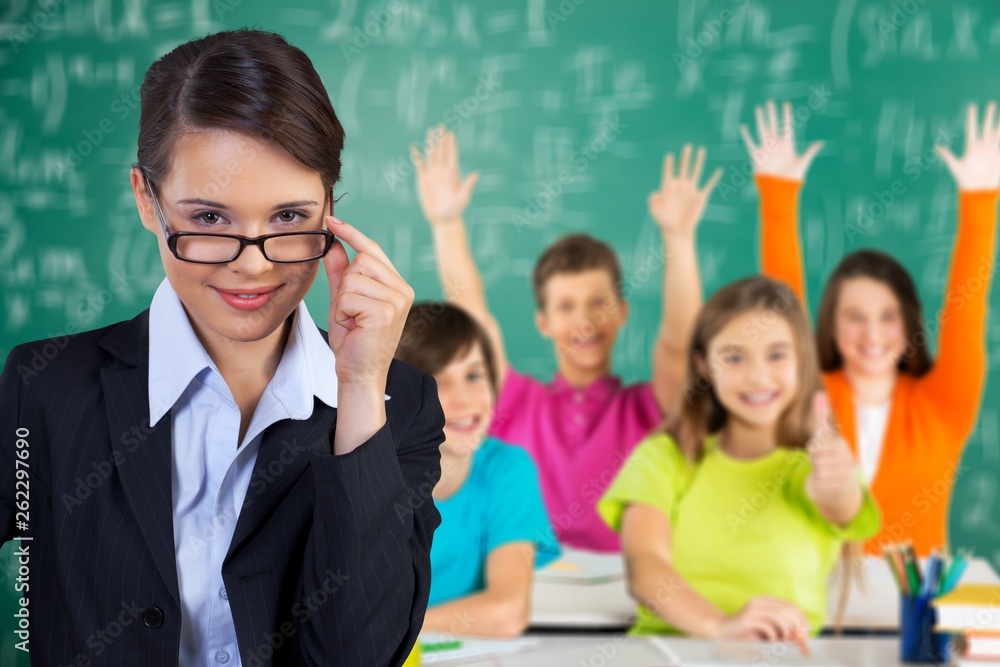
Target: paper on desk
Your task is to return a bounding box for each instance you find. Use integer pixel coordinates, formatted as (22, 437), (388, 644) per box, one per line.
(535, 548), (625, 585)
(419, 633), (539, 665)
(650, 638), (846, 666)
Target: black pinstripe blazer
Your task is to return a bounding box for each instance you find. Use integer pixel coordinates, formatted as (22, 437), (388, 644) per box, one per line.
(0, 309), (444, 666)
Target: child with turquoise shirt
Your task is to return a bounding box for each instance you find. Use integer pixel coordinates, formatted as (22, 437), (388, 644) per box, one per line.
(395, 302), (561, 637)
(598, 276), (880, 643)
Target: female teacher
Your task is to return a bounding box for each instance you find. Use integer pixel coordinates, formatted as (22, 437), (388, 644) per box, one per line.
(0, 29), (443, 667)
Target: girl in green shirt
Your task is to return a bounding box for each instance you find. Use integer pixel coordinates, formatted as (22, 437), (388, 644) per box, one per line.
(599, 276), (879, 642)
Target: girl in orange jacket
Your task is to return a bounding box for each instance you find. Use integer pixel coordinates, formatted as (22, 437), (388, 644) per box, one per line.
(743, 101), (1000, 555)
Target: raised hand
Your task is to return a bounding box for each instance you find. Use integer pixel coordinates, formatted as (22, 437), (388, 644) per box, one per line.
(740, 100), (824, 180)
(937, 102), (1000, 191)
(649, 144), (722, 239)
(805, 393), (863, 521)
(411, 125), (480, 225)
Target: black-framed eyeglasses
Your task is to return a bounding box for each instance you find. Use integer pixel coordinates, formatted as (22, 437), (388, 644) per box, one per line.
(141, 170), (337, 265)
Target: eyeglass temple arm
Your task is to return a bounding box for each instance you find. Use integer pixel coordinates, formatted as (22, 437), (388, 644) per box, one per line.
(141, 171), (172, 238)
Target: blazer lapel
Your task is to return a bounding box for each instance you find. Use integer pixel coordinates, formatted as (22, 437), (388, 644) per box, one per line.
(99, 311), (180, 605)
(228, 400), (337, 558)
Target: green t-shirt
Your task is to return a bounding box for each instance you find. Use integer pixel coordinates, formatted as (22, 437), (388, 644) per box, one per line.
(597, 432), (880, 635)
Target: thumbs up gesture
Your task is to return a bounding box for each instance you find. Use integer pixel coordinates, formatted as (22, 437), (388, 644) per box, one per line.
(805, 393), (864, 526)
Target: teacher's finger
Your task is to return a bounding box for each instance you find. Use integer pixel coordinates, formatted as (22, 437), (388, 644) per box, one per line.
(326, 216), (400, 276)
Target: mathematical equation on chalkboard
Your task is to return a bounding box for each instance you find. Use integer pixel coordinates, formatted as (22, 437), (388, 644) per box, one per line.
(1, 0), (1000, 358)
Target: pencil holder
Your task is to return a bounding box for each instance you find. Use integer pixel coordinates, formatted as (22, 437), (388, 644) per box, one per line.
(900, 594), (950, 664)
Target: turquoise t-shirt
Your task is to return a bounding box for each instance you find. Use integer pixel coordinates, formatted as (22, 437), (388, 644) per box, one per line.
(598, 432), (880, 635)
(429, 437), (561, 607)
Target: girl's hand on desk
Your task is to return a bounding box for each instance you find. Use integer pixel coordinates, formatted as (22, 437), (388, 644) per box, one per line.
(740, 100), (823, 181)
(937, 102), (1000, 191)
(412, 125), (479, 226)
(715, 596), (809, 644)
(322, 216), (414, 392)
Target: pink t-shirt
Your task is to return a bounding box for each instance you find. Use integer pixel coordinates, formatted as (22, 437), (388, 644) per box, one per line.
(488, 367), (663, 552)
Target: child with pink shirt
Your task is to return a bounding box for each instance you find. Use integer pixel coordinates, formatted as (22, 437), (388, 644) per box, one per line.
(412, 127), (721, 552)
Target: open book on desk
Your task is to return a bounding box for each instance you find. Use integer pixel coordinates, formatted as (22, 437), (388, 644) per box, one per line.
(651, 638), (846, 666)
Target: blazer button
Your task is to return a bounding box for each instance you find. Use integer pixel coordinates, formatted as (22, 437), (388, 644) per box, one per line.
(142, 606), (164, 629)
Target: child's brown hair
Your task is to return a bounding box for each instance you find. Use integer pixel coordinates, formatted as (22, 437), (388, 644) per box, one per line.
(532, 234), (623, 310)
(816, 249), (932, 377)
(395, 302), (499, 396)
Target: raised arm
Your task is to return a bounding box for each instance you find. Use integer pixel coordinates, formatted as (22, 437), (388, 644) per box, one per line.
(741, 101), (824, 307)
(921, 103), (1000, 436)
(621, 504), (810, 644)
(649, 145), (721, 415)
(412, 127), (508, 388)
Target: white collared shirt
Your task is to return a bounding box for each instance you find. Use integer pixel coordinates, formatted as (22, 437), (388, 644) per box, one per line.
(148, 279), (338, 667)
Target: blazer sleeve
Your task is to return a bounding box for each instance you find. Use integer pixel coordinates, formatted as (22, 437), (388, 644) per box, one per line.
(295, 372), (444, 667)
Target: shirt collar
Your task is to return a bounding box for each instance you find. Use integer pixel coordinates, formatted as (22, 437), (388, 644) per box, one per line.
(147, 278), (339, 426)
(549, 372), (622, 402)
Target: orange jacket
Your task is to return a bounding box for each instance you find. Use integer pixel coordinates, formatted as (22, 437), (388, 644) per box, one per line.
(756, 174), (998, 555)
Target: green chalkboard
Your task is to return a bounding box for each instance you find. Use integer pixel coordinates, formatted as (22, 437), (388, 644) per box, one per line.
(3, 0), (1000, 661)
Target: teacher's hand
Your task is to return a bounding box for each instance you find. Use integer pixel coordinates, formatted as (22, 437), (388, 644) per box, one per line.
(323, 215), (413, 384)
(323, 215), (414, 452)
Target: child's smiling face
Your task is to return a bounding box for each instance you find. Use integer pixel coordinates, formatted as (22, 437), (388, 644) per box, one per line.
(433, 341), (495, 457)
(702, 309), (800, 431)
(535, 269), (627, 379)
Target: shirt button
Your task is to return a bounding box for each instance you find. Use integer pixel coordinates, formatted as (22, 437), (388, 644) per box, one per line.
(216, 651), (230, 663)
(219, 587), (228, 601)
(574, 414), (584, 425)
(574, 392), (584, 404)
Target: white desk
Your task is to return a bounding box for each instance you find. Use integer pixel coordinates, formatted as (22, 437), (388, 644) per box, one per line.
(530, 548), (999, 631)
(444, 635), (908, 666)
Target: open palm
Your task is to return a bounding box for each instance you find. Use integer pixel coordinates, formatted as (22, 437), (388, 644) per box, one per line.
(938, 103), (1000, 191)
(740, 100), (824, 180)
(649, 144), (722, 238)
(411, 125), (479, 225)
